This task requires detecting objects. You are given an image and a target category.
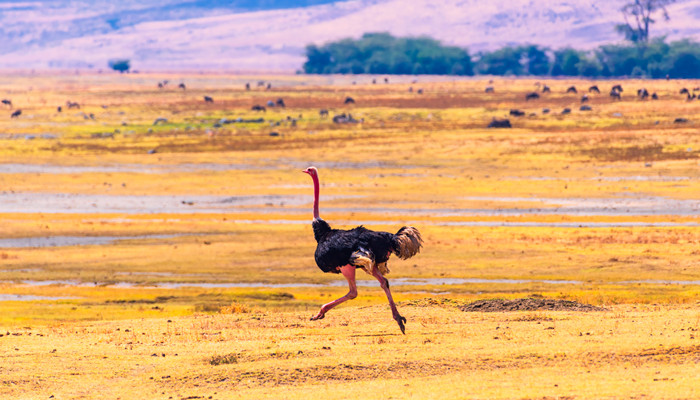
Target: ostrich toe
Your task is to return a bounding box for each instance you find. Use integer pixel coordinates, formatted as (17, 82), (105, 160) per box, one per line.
(310, 313), (325, 321)
(395, 315), (407, 334)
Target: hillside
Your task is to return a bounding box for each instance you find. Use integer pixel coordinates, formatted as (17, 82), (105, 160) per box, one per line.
(1, 0), (698, 71)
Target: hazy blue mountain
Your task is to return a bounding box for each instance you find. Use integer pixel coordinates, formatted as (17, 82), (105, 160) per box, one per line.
(0, 0), (697, 71)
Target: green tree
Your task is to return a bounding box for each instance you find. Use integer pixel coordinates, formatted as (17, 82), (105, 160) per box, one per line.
(476, 46), (524, 75)
(522, 45), (550, 75)
(615, 0), (675, 43)
(108, 59), (130, 73)
(302, 32), (473, 76)
(303, 44), (332, 73)
(576, 57), (602, 77)
(667, 40), (700, 78)
(551, 48), (582, 76)
(670, 53), (700, 78)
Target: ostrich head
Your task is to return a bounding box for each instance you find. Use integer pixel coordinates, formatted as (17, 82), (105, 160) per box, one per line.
(302, 166), (318, 177)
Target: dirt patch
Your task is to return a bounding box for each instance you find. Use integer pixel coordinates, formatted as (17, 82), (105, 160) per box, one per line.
(580, 144), (699, 162)
(628, 345), (700, 362)
(459, 298), (606, 312)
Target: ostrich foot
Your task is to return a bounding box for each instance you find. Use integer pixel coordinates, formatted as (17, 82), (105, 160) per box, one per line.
(310, 312), (325, 321)
(395, 314), (407, 334)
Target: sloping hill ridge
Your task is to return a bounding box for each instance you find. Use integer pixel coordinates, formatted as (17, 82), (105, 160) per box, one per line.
(1, 0), (698, 71)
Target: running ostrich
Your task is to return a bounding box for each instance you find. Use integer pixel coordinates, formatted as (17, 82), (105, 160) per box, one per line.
(302, 166), (423, 334)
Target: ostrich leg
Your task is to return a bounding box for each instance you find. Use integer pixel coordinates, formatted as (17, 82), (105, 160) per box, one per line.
(311, 264), (357, 321)
(370, 268), (406, 334)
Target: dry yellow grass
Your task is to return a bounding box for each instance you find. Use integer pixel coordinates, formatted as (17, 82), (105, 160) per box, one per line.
(0, 73), (698, 399)
(1, 303), (698, 399)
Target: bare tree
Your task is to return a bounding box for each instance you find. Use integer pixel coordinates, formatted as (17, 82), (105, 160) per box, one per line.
(616, 0), (675, 43)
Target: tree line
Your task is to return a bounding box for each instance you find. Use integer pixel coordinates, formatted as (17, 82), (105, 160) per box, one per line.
(303, 33), (700, 79)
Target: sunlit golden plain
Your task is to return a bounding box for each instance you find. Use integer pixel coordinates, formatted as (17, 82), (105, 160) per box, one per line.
(0, 73), (698, 399)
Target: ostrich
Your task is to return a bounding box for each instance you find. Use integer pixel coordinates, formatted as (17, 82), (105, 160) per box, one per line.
(302, 167), (423, 334)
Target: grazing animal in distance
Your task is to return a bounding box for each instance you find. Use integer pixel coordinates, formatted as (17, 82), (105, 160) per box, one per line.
(541, 85), (551, 93)
(485, 86), (495, 93)
(267, 100), (275, 107)
(488, 118), (511, 128)
(589, 85), (600, 93)
(10, 109), (21, 118)
(245, 83), (251, 90)
(251, 105), (266, 112)
(525, 92), (539, 101)
(637, 88), (649, 99)
(680, 88), (689, 95)
(509, 109), (525, 116)
(344, 96), (355, 104)
(57, 106), (62, 112)
(178, 83), (186, 90)
(266, 83), (272, 90)
(332, 113), (361, 124)
(561, 108), (571, 114)
(276, 98), (285, 107)
(303, 166), (422, 334)
(651, 93), (659, 100)
(417, 88), (423, 94)
(612, 84), (623, 93)
(66, 101), (80, 109)
(581, 94), (589, 103)
(1, 99), (11, 108)
(674, 118), (689, 123)
(204, 96), (213, 103)
(319, 109), (329, 118)
(566, 86), (577, 93)
(580, 105), (592, 111)
(610, 90), (621, 100)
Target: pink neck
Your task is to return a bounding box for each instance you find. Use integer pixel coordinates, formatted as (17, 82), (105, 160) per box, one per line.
(311, 172), (320, 220)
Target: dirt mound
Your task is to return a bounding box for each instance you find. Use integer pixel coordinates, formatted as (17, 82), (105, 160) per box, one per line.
(459, 298), (606, 312)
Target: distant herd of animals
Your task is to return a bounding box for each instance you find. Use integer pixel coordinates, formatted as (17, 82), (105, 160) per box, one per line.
(4, 79), (697, 131)
(487, 82), (698, 129)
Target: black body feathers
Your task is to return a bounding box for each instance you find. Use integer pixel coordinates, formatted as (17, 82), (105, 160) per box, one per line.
(312, 218), (422, 274)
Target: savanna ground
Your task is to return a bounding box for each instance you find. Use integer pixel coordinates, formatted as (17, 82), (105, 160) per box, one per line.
(0, 72), (698, 399)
